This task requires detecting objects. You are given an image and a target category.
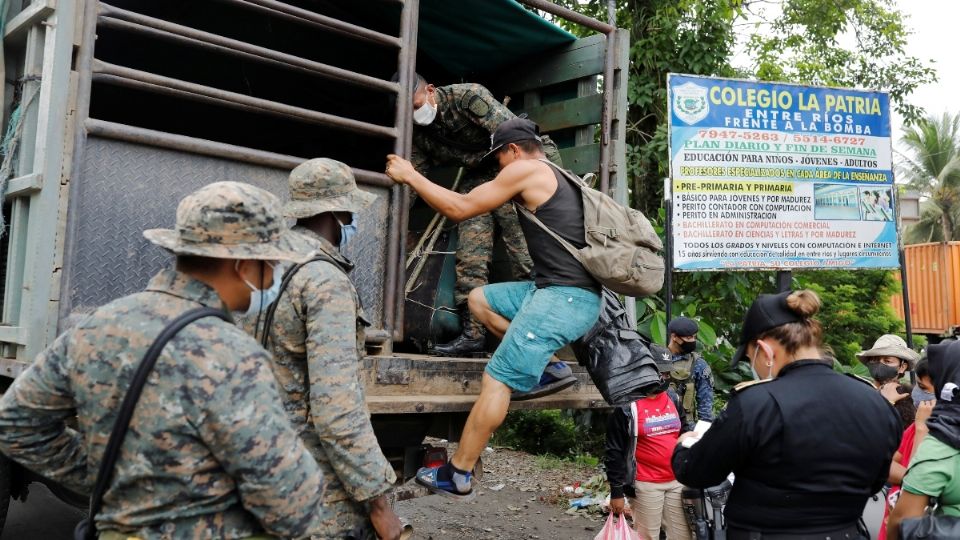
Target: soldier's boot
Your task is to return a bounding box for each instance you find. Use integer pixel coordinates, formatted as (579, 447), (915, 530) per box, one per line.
(432, 305), (486, 357)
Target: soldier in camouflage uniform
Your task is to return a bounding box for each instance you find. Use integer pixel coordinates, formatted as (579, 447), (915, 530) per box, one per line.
(0, 182), (327, 539)
(244, 158), (400, 540)
(408, 73), (563, 356)
(657, 317), (715, 429)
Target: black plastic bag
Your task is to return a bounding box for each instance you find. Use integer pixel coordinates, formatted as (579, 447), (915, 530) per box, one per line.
(572, 288), (664, 405)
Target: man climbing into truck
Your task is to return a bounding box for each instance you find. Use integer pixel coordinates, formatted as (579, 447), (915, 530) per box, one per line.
(385, 117), (602, 499)
(405, 73), (564, 357)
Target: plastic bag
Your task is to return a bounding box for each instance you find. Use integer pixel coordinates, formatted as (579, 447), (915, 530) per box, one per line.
(594, 513), (640, 540)
(572, 288), (664, 405)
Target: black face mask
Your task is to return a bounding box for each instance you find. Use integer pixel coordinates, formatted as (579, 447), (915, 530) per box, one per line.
(867, 362), (900, 383)
(679, 340), (697, 355)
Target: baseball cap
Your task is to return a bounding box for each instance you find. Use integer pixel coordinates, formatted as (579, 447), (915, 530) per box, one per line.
(667, 317), (699, 337)
(730, 291), (802, 366)
(481, 117), (543, 161)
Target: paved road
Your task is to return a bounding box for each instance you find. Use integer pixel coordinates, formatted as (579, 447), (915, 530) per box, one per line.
(1, 482), (84, 540)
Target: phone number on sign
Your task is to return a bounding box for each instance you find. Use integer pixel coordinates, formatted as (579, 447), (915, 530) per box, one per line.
(695, 130), (867, 146)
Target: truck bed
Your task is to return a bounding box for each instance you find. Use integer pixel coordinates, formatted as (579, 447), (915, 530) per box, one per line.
(363, 353), (607, 414)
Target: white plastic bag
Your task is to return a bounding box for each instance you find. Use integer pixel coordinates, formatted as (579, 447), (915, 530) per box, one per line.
(594, 512), (639, 540)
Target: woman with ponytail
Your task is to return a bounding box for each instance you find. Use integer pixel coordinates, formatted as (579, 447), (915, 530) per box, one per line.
(672, 290), (901, 540)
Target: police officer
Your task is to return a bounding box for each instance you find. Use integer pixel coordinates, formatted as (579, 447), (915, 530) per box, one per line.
(0, 182), (327, 538)
(249, 159), (401, 540)
(662, 317), (714, 428)
(407, 73), (563, 356)
(672, 290), (901, 539)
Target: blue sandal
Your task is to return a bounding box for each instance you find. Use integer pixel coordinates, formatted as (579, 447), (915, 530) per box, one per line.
(415, 466), (476, 501)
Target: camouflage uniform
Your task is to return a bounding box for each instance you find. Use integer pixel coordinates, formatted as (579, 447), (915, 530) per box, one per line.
(256, 158), (395, 539)
(0, 182), (326, 539)
(411, 83), (563, 335)
(666, 352), (715, 429)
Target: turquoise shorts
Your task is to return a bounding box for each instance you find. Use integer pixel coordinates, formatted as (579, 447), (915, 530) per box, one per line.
(482, 281), (601, 391)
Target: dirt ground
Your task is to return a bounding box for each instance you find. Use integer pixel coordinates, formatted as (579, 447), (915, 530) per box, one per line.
(397, 441), (609, 540)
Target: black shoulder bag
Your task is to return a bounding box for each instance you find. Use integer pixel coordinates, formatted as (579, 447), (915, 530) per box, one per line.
(74, 307), (229, 540)
(899, 497), (960, 539)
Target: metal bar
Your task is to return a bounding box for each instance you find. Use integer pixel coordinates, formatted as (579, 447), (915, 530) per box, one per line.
(777, 271), (792, 293)
(899, 247), (914, 349)
(210, 0), (401, 48)
(516, 0), (615, 34)
(598, 0), (616, 194)
(4, 0), (55, 42)
(59, 0), (101, 334)
(664, 178), (673, 325)
(384, 0), (419, 342)
(97, 4), (399, 94)
(84, 119), (395, 188)
(91, 60), (398, 139)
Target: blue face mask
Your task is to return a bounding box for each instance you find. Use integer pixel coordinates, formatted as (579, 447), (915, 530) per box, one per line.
(336, 213), (358, 251)
(237, 261), (282, 317)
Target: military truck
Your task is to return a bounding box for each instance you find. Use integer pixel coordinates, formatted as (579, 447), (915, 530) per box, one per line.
(0, 0), (629, 525)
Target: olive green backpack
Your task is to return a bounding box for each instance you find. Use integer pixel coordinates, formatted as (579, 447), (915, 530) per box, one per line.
(515, 159), (665, 297)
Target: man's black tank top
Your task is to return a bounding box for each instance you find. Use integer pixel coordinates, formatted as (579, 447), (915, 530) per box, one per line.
(517, 165), (599, 290)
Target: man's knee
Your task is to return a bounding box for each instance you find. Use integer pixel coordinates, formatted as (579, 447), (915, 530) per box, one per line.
(467, 287), (488, 319)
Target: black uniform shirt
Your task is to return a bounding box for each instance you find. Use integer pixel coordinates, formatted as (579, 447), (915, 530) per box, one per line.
(672, 359), (901, 533)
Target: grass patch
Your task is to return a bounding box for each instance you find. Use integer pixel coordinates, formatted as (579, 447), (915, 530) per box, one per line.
(492, 409), (608, 462)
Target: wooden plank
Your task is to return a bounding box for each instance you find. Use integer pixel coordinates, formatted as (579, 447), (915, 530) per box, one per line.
(366, 393), (609, 415)
(559, 143), (601, 176)
(4, 173), (42, 199)
(0, 357), (29, 378)
(4, 0), (56, 42)
(517, 94), (603, 132)
(610, 29), (630, 205)
(501, 34), (606, 94)
(0, 326), (24, 345)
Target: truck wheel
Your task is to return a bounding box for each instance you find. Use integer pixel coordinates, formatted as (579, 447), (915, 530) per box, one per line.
(0, 452), (11, 533)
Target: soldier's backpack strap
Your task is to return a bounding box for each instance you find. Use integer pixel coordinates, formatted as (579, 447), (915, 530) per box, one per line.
(76, 307), (230, 540)
(259, 253), (339, 348)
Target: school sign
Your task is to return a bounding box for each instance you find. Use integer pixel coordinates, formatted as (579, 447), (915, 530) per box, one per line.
(667, 74), (898, 272)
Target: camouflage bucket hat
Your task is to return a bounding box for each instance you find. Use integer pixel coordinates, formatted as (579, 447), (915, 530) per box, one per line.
(143, 181), (314, 263)
(283, 158), (377, 219)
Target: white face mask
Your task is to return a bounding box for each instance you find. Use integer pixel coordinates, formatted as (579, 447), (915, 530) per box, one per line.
(750, 341), (774, 381)
(413, 100), (437, 126)
(236, 261), (282, 316)
(335, 213), (358, 251)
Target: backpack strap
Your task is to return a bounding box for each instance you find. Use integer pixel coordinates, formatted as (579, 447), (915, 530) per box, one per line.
(259, 253), (339, 348)
(83, 306), (229, 540)
(513, 159), (587, 264)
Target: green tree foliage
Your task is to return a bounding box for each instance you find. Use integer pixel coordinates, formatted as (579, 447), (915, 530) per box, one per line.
(900, 113), (960, 243)
(551, 0), (740, 216)
(546, 1), (928, 392)
(794, 270), (902, 364)
(744, 0), (936, 125)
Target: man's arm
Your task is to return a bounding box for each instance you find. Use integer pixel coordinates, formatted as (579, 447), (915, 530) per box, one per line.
(0, 332), (89, 493)
(604, 406), (631, 499)
(300, 267), (396, 502)
(386, 155), (536, 222)
(694, 358), (715, 422)
(194, 333), (325, 538)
